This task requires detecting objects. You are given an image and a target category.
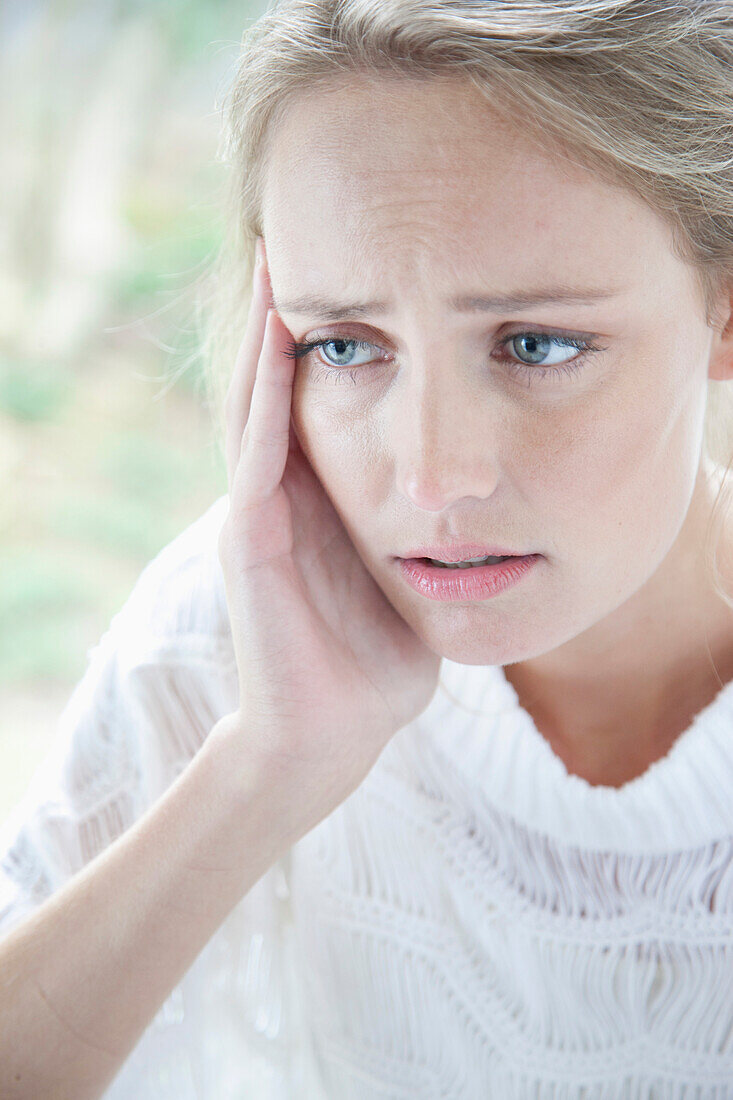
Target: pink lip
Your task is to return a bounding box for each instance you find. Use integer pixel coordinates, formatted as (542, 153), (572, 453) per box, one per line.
(397, 554), (542, 602)
(398, 543), (528, 561)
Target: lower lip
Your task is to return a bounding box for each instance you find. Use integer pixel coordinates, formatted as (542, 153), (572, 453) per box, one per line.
(397, 555), (542, 601)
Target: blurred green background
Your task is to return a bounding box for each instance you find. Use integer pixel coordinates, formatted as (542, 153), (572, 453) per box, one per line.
(0, 0), (267, 819)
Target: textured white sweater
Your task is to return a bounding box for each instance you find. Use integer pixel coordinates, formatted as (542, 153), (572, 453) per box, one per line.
(2, 494), (732, 1099)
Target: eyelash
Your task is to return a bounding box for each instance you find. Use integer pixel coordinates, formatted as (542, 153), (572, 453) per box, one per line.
(282, 330), (606, 387)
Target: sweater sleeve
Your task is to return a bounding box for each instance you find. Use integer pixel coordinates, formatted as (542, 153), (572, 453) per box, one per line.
(0, 498), (320, 1099)
(0, 601), (150, 940)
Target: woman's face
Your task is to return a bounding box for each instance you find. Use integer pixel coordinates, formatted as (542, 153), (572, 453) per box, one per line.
(260, 74), (728, 667)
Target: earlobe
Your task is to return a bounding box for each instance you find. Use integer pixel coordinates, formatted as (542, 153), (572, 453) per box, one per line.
(707, 285), (733, 382)
(708, 343), (733, 383)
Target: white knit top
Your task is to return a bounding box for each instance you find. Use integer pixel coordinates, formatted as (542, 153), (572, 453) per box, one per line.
(2, 494), (733, 1099)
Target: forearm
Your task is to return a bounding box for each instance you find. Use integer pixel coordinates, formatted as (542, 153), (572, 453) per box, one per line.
(0, 719), (283, 1100)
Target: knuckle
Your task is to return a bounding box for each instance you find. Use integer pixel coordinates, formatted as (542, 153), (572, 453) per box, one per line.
(273, 426), (292, 447)
(249, 426), (289, 451)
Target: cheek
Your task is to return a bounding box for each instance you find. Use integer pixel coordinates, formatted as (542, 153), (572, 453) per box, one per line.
(529, 360), (702, 557)
(290, 371), (328, 464)
(291, 380), (382, 496)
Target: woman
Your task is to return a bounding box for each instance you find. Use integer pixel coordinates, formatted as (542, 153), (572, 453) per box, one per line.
(2, 1), (733, 1096)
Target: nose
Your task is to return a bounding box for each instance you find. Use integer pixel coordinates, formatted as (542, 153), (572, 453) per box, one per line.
(393, 367), (500, 511)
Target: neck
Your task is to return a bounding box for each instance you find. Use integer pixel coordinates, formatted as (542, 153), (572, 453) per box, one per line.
(503, 457), (733, 787)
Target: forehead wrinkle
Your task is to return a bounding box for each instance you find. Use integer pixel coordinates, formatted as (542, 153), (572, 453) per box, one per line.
(264, 83), (676, 322)
(338, 194), (493, 290)
(273, 284), (625, 321)
(329, 213), (445, 295)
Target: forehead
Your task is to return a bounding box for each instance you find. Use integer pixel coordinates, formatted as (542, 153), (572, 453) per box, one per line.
(261, 74), (676, 293)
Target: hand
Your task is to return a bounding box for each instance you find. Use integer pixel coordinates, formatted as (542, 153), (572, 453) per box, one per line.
(214, 238), (441, 838)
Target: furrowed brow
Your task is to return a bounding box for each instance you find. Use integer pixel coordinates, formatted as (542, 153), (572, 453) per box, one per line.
(273, 285), (623, 320)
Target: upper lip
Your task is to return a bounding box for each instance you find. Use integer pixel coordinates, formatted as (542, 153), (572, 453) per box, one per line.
(398, 543), (530, 561)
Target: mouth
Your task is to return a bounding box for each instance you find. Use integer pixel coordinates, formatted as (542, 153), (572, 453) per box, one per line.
(408, 554), (517, 570)
(395, 552), (542, 600)
(396, 543), (534, 566)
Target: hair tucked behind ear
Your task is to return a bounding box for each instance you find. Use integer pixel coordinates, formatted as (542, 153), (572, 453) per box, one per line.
(193, 0), (733, 607)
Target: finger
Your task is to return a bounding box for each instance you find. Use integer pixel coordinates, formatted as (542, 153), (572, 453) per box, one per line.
(224, 250), (269, 491)
(230, 308), (297, 513)
(224, 243), (273, 492)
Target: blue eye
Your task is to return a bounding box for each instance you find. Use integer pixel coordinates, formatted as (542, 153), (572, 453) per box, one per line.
(309, 338), (375, 369)
(282, 330), (606, 386)
(282, 336), (383, 385)
(498, 332), (603, 387)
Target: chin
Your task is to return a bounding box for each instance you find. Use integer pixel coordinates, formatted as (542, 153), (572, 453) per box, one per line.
(421, 610), (569, 666)
(417, 621), (519, 667)
(438, 642), (519, 667)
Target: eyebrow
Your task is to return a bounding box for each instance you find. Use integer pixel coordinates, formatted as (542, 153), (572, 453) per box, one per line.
(272, 285), (623, 321)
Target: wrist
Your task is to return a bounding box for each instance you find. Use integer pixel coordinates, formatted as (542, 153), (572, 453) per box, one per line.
(201, 714), (294, 868)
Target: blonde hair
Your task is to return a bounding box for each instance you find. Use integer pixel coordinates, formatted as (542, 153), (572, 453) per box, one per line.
(198, 0), (733, 605)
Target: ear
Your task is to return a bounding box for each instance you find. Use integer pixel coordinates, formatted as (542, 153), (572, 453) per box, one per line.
(708, 279), (733, 382)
